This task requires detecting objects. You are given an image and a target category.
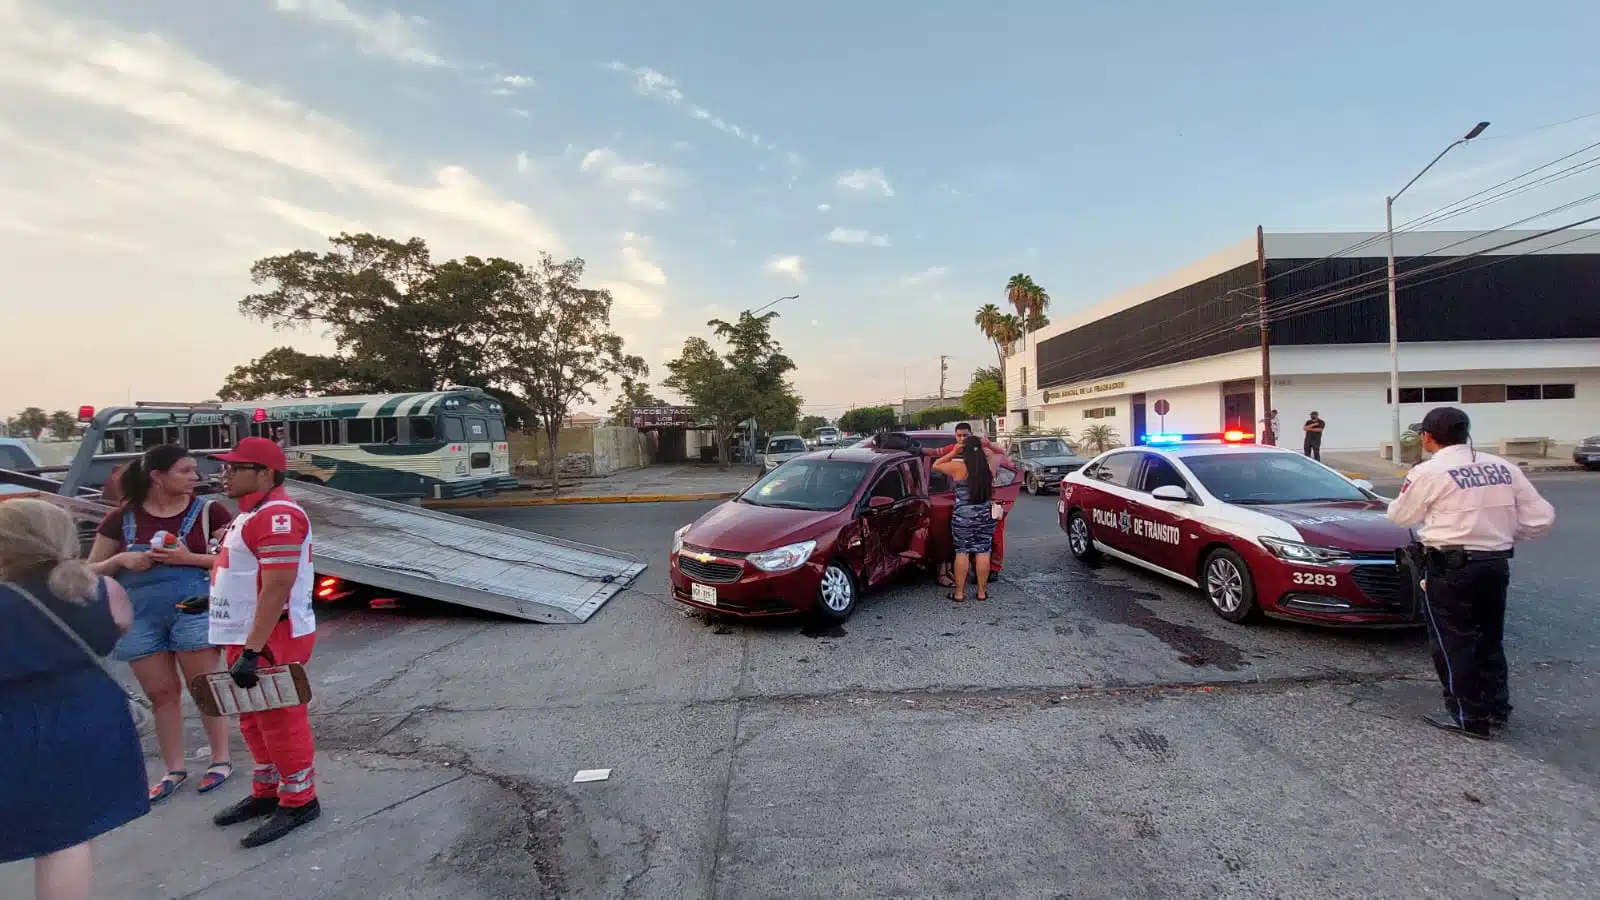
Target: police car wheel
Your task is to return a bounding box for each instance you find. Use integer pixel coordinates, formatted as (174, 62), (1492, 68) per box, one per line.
(1202, 548), (1261, 624)
(812, 561), (858, 623)
(1066, 511), (1099, 563)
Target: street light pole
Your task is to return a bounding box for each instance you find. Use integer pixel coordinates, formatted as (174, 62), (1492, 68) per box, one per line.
(753, 294), (800, 315)
(1385, 121), (1489, 463)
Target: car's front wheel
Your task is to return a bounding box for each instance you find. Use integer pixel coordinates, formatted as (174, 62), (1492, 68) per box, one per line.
(1026, 473), (1042, 495)
(813, 561), (858, 622)
(1066, 510), (1099, 563)
(1202, 548), (1261, 624)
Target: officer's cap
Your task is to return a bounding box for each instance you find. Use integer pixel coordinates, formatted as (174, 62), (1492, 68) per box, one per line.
(1419, 406), (1471, 443)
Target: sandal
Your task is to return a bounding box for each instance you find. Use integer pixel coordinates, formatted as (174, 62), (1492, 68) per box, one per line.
(937, 574), (956, 588)
(946, 591), (966, 602)
(149, 770), (188, 803)
(198, 762), (233, 794)
(975, 592), (988, 601)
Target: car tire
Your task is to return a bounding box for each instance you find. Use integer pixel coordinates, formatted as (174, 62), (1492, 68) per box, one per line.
(1025, 473), (1042, 495)
(1201, 548), (1261, 624)
(1066, 510), (1099, 563)
(813, 560), (858, 622)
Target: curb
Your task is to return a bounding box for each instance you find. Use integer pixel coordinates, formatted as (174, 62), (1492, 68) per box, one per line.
(425, 491), (739, 510)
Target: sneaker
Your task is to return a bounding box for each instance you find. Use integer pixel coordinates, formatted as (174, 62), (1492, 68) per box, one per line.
(1422, 713), (1493, 740)
(240, 799), (321, 848)
(214, 796), (279, 827)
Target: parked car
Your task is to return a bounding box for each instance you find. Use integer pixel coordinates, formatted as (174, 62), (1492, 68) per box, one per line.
(1058, 434), (1420, 627)
(1575, 434), (1600, 470)
(1007, 436), (1087, 495)
(762, 434), (809, 472)
(669, 440), (1020, 622)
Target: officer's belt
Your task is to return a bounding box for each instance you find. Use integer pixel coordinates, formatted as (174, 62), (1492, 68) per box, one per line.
(1424, 546), (1514, 562)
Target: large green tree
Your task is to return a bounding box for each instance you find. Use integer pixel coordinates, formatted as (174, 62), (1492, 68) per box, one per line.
(9, 407), (48, 439)
(45, 410), (79, 440)
(838, 406), (897, 434)
(797, 414), (830, 437)
(507, 254), (647, 488)
(962, 379), (1005, 420)
(663, 310), (800, 465)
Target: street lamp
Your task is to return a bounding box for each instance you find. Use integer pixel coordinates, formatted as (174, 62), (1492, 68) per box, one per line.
(1385, 121), (1489, 462)
(753, 294), (800, 315)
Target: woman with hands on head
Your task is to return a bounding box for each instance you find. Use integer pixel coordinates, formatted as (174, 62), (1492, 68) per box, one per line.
(932, 435), (1005, 602)
(86, 444), (234, 802)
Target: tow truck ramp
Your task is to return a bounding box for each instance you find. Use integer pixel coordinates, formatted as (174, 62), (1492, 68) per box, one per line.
(287, 481), (645, 623)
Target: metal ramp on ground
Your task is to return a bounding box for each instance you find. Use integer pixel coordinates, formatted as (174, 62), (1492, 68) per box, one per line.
(287, 481), (645, 623)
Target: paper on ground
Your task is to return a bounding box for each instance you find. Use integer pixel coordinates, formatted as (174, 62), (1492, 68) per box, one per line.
(573, 768), (611, 783)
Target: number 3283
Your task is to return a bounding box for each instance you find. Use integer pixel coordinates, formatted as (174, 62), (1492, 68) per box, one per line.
(1291, 571), (1337, 587)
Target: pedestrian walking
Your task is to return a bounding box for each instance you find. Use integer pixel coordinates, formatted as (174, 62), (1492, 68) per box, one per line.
(207, 437), (322, 847)
(1302, 411), (1325, 460)
(1, 498), (148, 900)
(86, 444), (235, 802)
(1386, 407), (1556, 739)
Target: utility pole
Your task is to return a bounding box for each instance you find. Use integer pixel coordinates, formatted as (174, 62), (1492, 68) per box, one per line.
(938, 355), (949, 401)
(1257, 225), (1273, 445)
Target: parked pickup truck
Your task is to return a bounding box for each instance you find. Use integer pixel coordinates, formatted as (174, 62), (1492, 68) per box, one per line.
(668, 434), (1021, 622)
(0, 438), (45, 496)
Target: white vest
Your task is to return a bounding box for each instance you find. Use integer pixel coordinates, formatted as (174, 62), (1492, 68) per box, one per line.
(208, 498), (316, 645)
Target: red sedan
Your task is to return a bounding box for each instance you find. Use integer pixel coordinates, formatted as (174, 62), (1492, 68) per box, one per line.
(669, 441), (1019, 621)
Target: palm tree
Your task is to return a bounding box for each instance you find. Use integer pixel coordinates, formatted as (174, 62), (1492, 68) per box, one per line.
(1024, 311), (1050, 333)
(991, 314), (1022, 355)
(973, 303), (1006, 368)
(1081, 424), (1120, 454)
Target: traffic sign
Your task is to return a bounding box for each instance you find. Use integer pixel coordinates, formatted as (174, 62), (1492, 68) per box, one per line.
(1153, 399), (1171, 415)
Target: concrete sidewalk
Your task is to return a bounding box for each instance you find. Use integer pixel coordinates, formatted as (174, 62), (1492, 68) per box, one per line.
(429, 462), (761, 508)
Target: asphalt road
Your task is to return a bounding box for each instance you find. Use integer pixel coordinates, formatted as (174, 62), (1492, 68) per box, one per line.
(9, 473), (1595, 899)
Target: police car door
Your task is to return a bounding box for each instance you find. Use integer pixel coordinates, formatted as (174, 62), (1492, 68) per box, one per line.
(1082, 450), (1143, 556)
(1128, 452), (1198, 576)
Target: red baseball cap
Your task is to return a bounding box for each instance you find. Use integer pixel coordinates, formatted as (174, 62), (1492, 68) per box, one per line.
(216, 436), (287, 472)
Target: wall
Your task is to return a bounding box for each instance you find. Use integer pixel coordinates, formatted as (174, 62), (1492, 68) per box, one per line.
(1032, 349), (1262, 443)
(1269, 367), (1600, 450)
(511, 426), (651, 476)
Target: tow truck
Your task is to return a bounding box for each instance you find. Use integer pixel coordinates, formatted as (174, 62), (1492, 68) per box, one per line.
(0, 404), (645, 623)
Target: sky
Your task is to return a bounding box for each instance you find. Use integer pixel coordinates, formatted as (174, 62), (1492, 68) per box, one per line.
(3, 0), (1600, 422)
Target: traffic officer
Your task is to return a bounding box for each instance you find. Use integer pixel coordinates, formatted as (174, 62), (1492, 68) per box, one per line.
(1386, 407), (1555, 739)
(207, 437), (322, 846)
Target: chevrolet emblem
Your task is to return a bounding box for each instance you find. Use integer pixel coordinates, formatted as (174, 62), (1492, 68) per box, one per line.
(696, 552), (715, 563)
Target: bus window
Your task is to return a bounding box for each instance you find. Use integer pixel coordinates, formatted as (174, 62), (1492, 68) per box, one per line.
(184, 424), (230, 450)
(138, 427), (173, 449)
(488, 418), (507, 441)
(441, 417), (465, 442)
(289, 420), (339, 446)
(466, 418), (489, 442)
(409, 417), (438, 441)
(346, 418), (399, 444)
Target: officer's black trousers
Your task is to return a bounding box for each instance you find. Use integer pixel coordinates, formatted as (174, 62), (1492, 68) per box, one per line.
(1302, 437), (1321, 461)
(1421, 558), (1512, 726)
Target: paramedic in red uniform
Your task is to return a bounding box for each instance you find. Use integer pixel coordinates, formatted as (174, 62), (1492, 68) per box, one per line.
(206, 437), (321, 847)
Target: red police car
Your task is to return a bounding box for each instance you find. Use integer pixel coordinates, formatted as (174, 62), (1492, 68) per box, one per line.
(1057, 432), (1421, 626)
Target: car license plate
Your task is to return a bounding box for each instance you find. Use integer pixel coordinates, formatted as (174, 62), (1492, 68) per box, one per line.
(691, 582), (717, 606)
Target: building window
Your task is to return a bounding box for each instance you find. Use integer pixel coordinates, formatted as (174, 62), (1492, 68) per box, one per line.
(1082, 407), (1117, 419)
(1422, 387), (1458, 403)
(1507, 383), (1576, 401)
(1460, 384), (1505, 404)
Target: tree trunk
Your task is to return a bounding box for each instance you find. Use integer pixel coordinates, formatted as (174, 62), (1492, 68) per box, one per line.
(718, 425), (735, 466)
(545, 424), (562, 491)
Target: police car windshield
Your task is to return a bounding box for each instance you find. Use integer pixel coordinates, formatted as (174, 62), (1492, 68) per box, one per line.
(1182, 453), (1368, 505)
(739, 459), (872, 511)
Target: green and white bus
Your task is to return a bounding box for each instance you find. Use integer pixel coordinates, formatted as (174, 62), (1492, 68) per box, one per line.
(93, 388), (520, 500)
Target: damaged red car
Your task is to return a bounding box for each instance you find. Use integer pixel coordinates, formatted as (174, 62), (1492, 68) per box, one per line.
(668, 439), (1020, 621)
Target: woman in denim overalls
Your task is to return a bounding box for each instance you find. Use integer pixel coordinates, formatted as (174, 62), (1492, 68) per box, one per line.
(87, 445), (233, 802)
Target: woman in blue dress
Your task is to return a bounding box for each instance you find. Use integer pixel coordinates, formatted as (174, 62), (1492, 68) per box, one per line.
(1, 498), (149, 900)
(933, 435), (1004, 602)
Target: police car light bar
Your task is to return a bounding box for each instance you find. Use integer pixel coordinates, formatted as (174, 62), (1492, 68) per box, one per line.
(1141, 431), (1255, 445)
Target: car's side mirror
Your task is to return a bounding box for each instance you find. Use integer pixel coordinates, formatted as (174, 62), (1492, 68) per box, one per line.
(1351, 478), (1374, 491)
(866, 495), (895, 510)
(1151, 485), (1190, 502)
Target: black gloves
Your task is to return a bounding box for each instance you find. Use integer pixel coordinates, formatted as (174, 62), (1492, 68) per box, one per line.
(230, 649), (262, 689)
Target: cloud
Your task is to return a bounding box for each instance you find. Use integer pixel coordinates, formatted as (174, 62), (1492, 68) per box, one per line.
(765, 255), (807, 282)
(515, 151), (530, 174)
(272, 0), (447, 68)
(579, 147), (679, 186)
(620, 247), (666, 286)
(900, 266), (948, 287)
(602, 281), (664, 318)
(816, 203), (832, 212)
(602, 60), (768, 150)
(835, 167), (894, 197)
(489, 73), (534, 96)
(827, 227), (890, 247)
(626, 188), (667, 211)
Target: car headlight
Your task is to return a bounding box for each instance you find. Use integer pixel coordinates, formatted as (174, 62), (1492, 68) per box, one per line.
(747, 540), (817, 572)
(1259, 536), (1351, 565)
(672, 525), (689, 554)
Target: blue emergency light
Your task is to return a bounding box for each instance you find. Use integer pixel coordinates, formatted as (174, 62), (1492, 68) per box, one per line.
(1140, 431), (1255, 445)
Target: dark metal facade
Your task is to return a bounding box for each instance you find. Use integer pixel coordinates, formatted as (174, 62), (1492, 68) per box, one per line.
(1265, 254), (1600, 345)
(1035, 252), (1600, 391)
(1035, 263), (1260, 390)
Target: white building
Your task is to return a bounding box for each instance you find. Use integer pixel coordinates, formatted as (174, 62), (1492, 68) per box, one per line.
(1004, 229), (1600, 454)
